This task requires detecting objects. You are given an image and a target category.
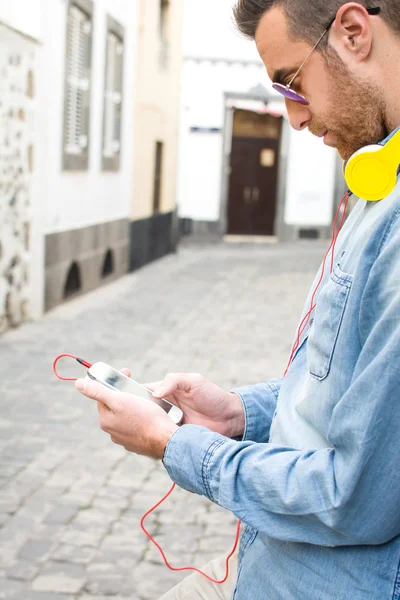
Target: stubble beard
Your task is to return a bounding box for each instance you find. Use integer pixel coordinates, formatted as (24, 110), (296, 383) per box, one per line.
(314, 49), (388, 161)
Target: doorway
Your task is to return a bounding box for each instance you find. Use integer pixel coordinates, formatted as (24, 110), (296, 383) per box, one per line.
(227, 109), (282, 236)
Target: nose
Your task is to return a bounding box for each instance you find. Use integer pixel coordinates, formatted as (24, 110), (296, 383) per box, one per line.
(285, 97), (312, 131)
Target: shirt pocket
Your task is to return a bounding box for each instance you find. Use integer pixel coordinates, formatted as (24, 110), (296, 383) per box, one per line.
(308, 263), (353, 381)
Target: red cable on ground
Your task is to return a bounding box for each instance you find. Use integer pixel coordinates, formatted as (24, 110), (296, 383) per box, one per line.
(140, 482), (241, 584)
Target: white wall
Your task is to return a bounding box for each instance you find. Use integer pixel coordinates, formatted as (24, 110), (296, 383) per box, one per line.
(38, 0), (136, 234)
(183, 0), (259, 62)
(0, 0), (42, 40)
(285, 129), (336, 227)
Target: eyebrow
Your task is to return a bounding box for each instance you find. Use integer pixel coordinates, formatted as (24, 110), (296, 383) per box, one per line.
(272, 66), (298, 85)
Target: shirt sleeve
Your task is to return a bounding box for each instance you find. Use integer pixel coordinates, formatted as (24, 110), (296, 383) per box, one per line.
(164, 223), (400, 547)
(231, 379), (281, 443)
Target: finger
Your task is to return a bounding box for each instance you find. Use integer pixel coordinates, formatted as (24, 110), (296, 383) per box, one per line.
(120, 368), (131, 378)
(152, 373), (194, 398)
(76, 377), (121, 412)
(97, 400), (111, 415)
(110, 434), (123, 446)
(97, 401), (114, 430)
(143, 381), (164, 392)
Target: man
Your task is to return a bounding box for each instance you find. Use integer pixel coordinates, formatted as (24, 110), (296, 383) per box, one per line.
(76, 1), (400, 598)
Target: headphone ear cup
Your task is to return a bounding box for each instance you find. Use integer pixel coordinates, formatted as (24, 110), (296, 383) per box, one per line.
(344, 144), (397, 201)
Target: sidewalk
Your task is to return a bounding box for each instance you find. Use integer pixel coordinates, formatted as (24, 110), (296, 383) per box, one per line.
(0, 240), (325, 600)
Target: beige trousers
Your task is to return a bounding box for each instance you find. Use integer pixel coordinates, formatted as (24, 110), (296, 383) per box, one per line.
(158, 550), (239, 600)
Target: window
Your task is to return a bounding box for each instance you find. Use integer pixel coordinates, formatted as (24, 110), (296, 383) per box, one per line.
(159, 0), (170, 69)
(64, 262), (82, 298)
(160, 0), (170, 40)
(102, 16), (124, 171)
(63, 0), (93, 170)
(101, 249), (114, 277)
(153, 142), (164, 214)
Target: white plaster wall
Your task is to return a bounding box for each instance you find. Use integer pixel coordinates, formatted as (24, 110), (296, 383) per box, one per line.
(183, 0), (259, 62)
(0, 0), (42, 40)
(285, 129), (336, 226)
(38, 0), (137, 234)
(178, 129), (223, 221)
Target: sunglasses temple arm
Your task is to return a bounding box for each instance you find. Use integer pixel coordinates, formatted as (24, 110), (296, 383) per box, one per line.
(287, 27), (329, 88)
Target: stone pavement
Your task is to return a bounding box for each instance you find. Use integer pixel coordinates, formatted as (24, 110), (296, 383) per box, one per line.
(0, 239), (325, 600)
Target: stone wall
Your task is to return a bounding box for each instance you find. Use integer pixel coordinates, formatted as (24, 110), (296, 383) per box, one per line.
(0, 24), (36, 333)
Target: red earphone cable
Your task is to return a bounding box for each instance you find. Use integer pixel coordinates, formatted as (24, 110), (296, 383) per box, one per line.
(140, 482), (241, 584)
(283, 191), (351, 377)
(53, 353), (240, 584)
(53, 354), (92, 380)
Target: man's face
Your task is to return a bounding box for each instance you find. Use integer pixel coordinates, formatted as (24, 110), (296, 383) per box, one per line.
(255, 6), (387, 160)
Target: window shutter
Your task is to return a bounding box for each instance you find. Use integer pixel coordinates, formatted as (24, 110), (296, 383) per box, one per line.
(64, 3), (92, 164)
(102, 23), (124, 169)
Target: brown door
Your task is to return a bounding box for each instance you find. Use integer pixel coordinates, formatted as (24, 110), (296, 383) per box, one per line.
(227, 137), (280, 236)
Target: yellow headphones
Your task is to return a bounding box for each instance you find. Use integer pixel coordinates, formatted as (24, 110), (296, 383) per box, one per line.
(344, 127), (400, 201)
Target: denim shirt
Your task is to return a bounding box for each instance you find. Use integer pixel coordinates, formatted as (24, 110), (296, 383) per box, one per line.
(164, 176), (400, 599)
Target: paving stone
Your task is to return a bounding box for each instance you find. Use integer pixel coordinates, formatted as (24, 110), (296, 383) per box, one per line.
(32, 561), (86, 594)
(57, 493), (96, 509)
(78, 595), (139, 600)
(45, 506), (76, 525)
(84, 567), (136, 596)
(11, 593), (74, 600)
(52, 544), (96, 565)
(0, 577), (25, 599)
(18, 539), (55, 563)
(59, 526), (106, 548)
(7, 558), (40, 581)
(0, 513), (9, 527)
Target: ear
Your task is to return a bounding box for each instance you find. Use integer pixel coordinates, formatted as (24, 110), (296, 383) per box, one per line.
(330, 2), (374, 62)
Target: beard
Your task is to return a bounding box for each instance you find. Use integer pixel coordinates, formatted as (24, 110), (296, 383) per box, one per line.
(309, 48), (388, 161)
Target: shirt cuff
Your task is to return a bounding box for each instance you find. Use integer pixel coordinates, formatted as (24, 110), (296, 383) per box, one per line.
(163, 424), (229, 500)
(231, 380), (281, 443)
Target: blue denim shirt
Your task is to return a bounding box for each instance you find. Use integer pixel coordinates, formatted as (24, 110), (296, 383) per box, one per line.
(164, 172), (400, 598)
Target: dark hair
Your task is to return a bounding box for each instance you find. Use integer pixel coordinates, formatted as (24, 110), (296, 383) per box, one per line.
(233, 1), (397, 45)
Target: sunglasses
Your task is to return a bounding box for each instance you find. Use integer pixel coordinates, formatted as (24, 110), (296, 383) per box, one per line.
(272, 7), (381, 105)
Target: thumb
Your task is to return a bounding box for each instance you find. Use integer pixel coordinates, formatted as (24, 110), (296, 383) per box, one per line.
(152, 373), (193, 398)
(75, 377), (121, 412)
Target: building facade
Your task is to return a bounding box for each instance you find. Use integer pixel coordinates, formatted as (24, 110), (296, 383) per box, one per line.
(177, 0), (344, 242)
(0, 0), (184, 333)
(130, 0), (184, 271)
(40, 0), (137, 312)
(0, 0), (40, 333)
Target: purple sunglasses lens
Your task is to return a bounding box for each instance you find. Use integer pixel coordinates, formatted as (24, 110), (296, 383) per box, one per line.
(272, 83), (309, 105)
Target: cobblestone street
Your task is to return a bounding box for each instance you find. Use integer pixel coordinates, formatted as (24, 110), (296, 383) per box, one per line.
(0, 240), (324, 600)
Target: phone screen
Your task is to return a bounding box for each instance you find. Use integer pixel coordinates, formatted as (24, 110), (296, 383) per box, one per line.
(87, 363), (180, 419)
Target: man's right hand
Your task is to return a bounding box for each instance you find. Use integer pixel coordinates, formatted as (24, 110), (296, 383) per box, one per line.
(146, 373), (245, 439)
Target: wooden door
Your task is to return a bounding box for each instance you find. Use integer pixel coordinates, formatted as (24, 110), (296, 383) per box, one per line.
(227, 137), (280, 236)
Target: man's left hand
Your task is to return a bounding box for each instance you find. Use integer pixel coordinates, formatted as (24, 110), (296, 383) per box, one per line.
(75, 369), (179, 459)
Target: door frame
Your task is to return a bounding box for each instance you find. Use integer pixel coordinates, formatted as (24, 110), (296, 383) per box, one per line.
(219, 91), (288, 240)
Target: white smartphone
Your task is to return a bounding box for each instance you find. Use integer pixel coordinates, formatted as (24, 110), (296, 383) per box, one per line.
(87, 362), (183, 425)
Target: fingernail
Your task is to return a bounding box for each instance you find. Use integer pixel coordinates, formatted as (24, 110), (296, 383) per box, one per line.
(76, 379), (85, 391)
(152, 389), (163, 398)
